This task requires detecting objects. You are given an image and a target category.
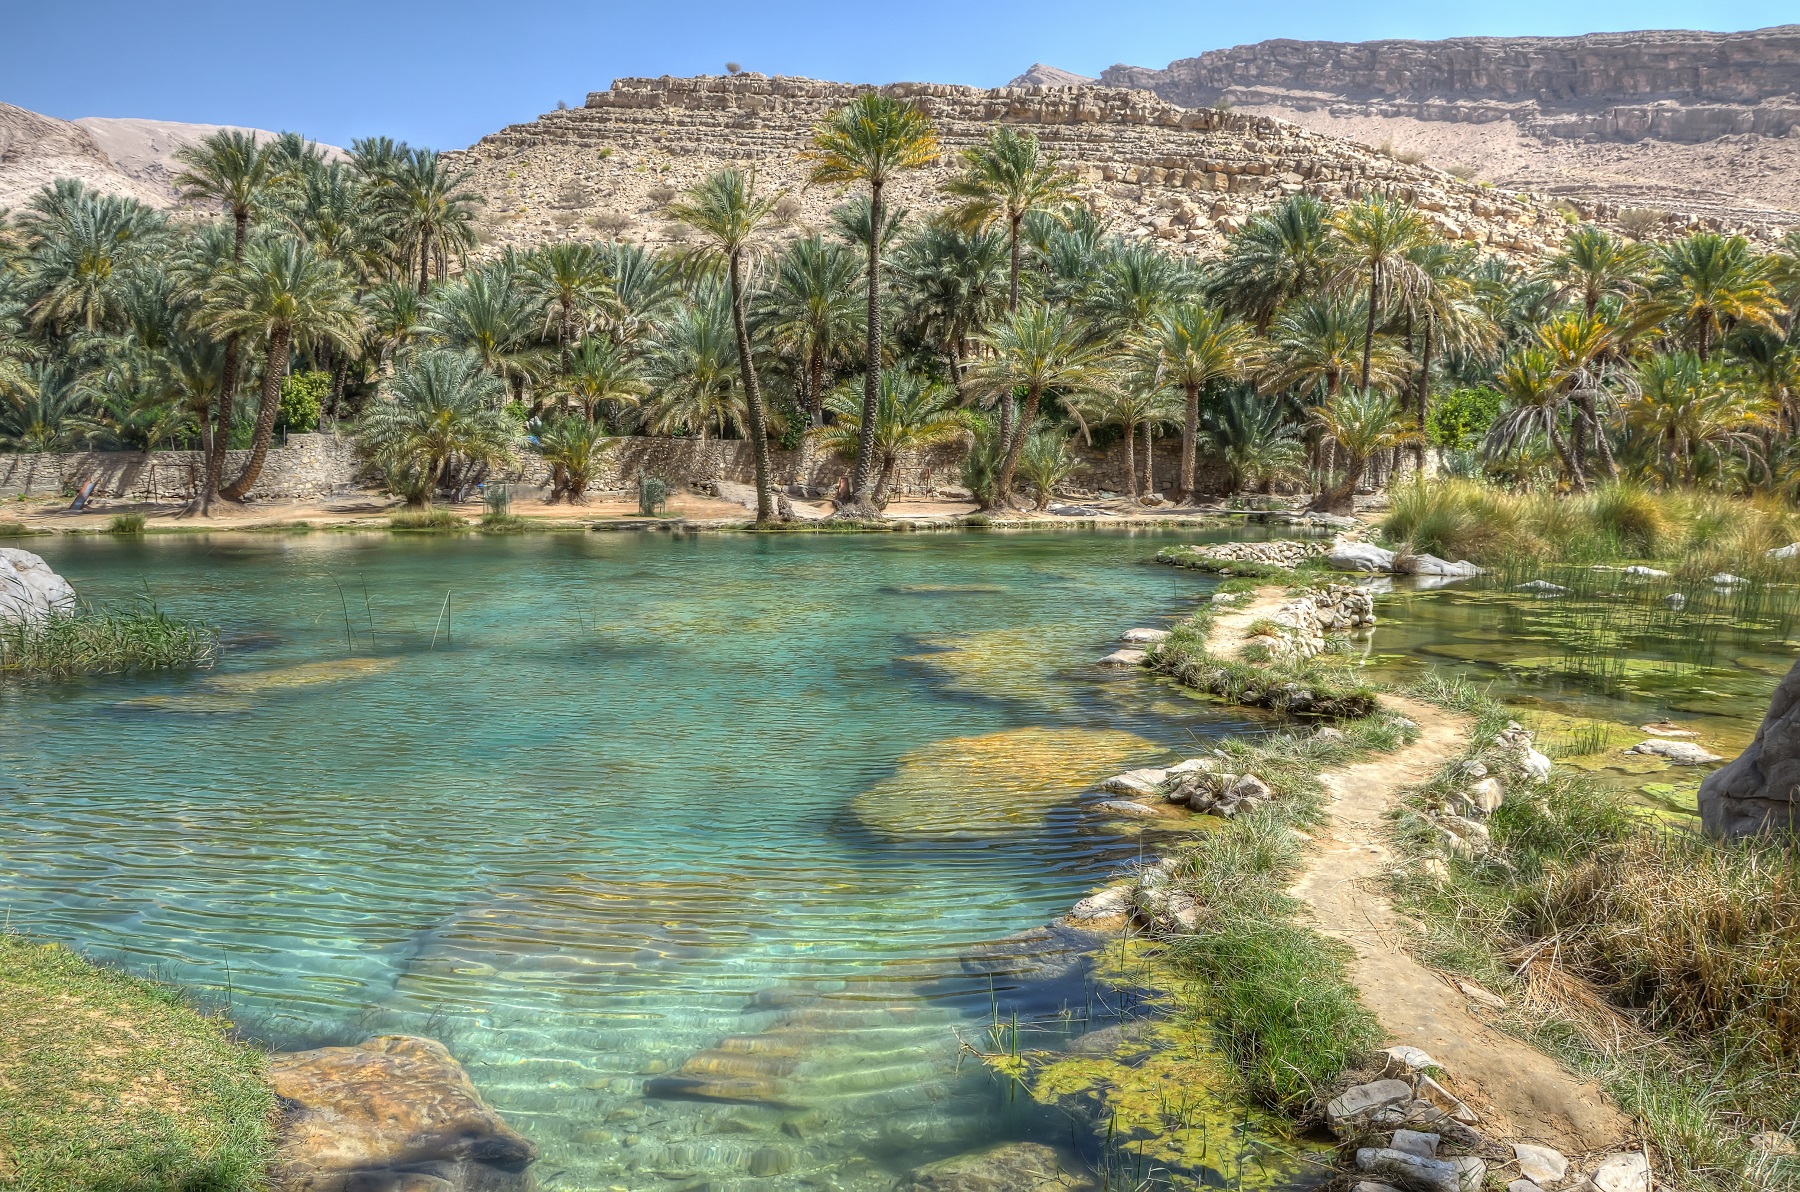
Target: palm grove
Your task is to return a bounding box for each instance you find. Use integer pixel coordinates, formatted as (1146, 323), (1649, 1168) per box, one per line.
(3, 96), (1799, 524)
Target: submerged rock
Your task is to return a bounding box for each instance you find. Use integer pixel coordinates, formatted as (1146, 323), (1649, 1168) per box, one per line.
(1622, 565), (1671, 578)
(1515, 579), (1569, 595)
(1700, 655), (1800, 838)
(0, 547), (76, 624)
(1118, 627), (1170, 644)
(268, 1035), (537, 1192)
(1356, 1148), (1482, 1192)
(1098, 647), (1148, 666)
(1711, 572), (1748, 587)
(1068, 884), (1133, 922)
(896, 1141), (1094, 1191)
(1626, 739), (1721, 764)
(1099, 767), (1168, 797)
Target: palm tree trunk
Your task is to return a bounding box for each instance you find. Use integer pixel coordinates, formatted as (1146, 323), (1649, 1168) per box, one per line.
(728, 251), (776, 525)
(1007, 213), (1022, 313)
(808, 345), (824, 425)
(1547, 420), (1585, 493)
(1362, 264), (1379, 389)
(1178, 380), (1199, 503)
(222, 327), (291, 501)
(997, 388), (1014, 461)
(418, 238), (431, 296)
(561, 301), (575, 375)
(995, 386), (1041, 503)
(1124, 419), (1139, 500)
(1582, 392), (1618, 480)
(1413, 317), (1432, 475)
(1142, 421), (1153, 497)
(842, 181), (884, 517)
(195, 338), (239, 511)
(329, 354), (350, 428)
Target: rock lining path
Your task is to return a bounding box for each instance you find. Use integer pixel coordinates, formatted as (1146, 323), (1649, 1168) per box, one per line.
(1211, 584), (1633, 1154)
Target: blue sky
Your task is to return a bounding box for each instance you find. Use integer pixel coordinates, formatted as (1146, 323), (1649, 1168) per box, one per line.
(7, 1), (1795, 150)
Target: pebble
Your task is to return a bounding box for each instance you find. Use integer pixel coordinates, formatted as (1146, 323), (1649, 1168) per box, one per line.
(1512, 1142), (1568, 1185)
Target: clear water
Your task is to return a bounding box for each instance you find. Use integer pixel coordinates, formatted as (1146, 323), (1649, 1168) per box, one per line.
(2, 528), (1285, 1191)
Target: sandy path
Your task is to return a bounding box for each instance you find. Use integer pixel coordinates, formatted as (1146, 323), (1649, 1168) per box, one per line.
(1207, 586), (1630, 1151)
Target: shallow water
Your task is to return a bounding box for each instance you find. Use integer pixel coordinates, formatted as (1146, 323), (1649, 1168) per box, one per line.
(4, 528), (1289, 1191)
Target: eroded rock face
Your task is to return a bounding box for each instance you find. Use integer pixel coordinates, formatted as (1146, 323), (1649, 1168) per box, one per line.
(0, 547), (77, 624)
(1699, 656), (1800, 838)
(269, 1035), (537, 1192)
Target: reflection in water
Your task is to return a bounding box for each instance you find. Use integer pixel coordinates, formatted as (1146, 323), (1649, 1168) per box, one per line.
(2, 529), (1300, 1190)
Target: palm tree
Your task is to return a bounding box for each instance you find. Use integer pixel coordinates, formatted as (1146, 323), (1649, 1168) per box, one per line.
(1332, 195), (1431, 388)
(381, 148), (482, 294)
(1484, 347), (1582, 485)
(363, 280), (425, 391)
(1136, 301), (1260, 502)
(1537, 224), (1650, 318)
(1081, 240), (1200, 345)
(892, 221), (1006, 403)
(527, 241), (615, 373)
(1198, 388), (1306, 493)
(555, 338), (647, 424)
(599, 241), (681, 346)
(359, 351), (517, 502)
(1648, 232), (1785, 360)
(281, 161), (382, 419)
(1403, 240), (1497, 470)
(534, 414), (612, 503)
(1536, 311), (1626, 484)
(1206, 194), (1333, 331)
(813, 370), (969, 508)
(1624, 351), (1771, 485)
(965, 303), (1112, 504)
(422, 266), (543, 397)
(804, 92), (939, 516)
(1068, 385), (1178, 501)
(643, 285), (742, 441)
(1310, 388), (1420, 512)
(20, 184), (164, 336)
(943, 127), (1078, 312)
(668, 169), (781, 524)
(202, 236), (362, 499)
(1264, 294), (1410, 399)
(1015, 426), (1083, 509)
(0, 365), (87, 452)
(755, 236), (864, 422)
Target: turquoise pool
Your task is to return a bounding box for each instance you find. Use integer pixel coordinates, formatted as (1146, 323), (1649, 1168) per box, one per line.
(3, 528), (1277, 1191)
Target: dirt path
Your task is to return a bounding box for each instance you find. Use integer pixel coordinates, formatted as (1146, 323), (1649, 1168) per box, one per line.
(1205, 588), (1293, 658)
(1210, 585), (1631, 1152)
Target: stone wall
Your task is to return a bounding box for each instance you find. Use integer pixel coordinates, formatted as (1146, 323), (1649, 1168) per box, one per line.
(0, 434), (362, 501)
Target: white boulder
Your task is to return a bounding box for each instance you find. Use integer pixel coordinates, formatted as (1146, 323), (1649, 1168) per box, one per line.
(0, 548), (77, 624)
(1100, 768), (1168, 798)
(1512, 1144), (1567, 1187)
(1119, 627), (1170, 644)
(1094, 799), (1162, 818)
(1626, 739), (1722, 765)
(1397, 553), (1483, 577)
(1068, 884), (1132, 922)
(1768, 543), (1800, 560)
(1329, 541), (1397, 573)
(1622, 565), (1670, 578)
(1098, 648), (1147, 667)
(1515, 580), (1569, 595)
(1710, 573), (1747, 587)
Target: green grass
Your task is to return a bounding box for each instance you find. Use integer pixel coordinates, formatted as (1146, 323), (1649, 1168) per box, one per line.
(0, 521), (42, 538)
(1394, 676), (1800, 1192)
(1148, 610), (1379, 720)
(105, 514), (146, 535)
(389, 506), (467, 531)
(0, 601), (218, 678)
(0, 933), (277, 1192)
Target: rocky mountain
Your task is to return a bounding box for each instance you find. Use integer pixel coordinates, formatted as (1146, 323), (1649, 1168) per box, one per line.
(1007, 64), (1096, 88)
(1096, 26), (1800, 226)
(0, 104), (338, 211)
(451, 74), (1624, 262)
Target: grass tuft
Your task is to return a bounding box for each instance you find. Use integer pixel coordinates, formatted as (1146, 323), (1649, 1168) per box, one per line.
(389, 506), (467, 531)
(0, 933), (277, 1192)
(105, 514), (147, 535)
(0, 601), (218, 678)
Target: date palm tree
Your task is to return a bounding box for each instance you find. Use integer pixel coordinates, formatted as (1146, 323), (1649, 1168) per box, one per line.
(202, 236), (362, 499)
(1067, 386), (1178, 501)
(423, 266), (544, 398)
(804, 92), (938, 516)
(1136, 301), (1260, 502)
(643, 284), (742, 441)
(1206, 193), (1333, 332)
(1198, 387), (1306, 494)
(381, 148), (481, 295)
(1332, 195), (1431, 388)
(1263, 294), (1409, 400)
(813, 370), (969, 508)
(1310, 388), (1420, 512)
(1484, 347), (1582, 487)
(534, 414), (612, 503)
(360, 351), (517, 503)
(892, 222), (1005, 402)
(1648, 232), (1784, 360)
(1625, 351), (1771, 485)
(754, 235), (864, 423)
(599, 241), (681, 347)
(527, 241), (615, 373)
(668, 168), (781, 524)
(943, 127), (1078, 312)
(555, 338), (647, 423)
(1537, 224), (1650, 318)
(1403, 241), (1497, 471)
(965, 303), (1112, 504)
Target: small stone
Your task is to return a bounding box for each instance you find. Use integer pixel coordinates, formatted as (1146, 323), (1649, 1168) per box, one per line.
(1120, 627), (1170, 644)
(1228, 773), (1272, 801)
(1519, 747), (1553, 781)
(1094, 799), (1162, 818)
(1508, 1182), (1545, 1192)
(1513, 1143), (1568, 1186)
(1710, 573), (1747, 587)
(1314, 726), (1347, 743)
(1456, 980), (1507, 1009)
(1390, 1129), (1440, 1157)
(1164, 891), (1201, 931)
(1069, 884), (1132, 921)
(1622, 565), (1670, 578)
(1167, 757), (1218, 776)
(1664, 592), (1686, 609)
(1381, 1045), (1442, 1080)
(1328, 1079), (1414, 1135)
(1356, 1183), (1404, 1192)
(1099, 648), (1148, 666)
(1590, 1152), (1650, 1192)
(1515, 579), (1569, 595)
(1627, 739), (1722, 764)
(1100, 768), (1167, 797)
(747, 1146), (794, 1177)
(1356, 1147), (1474, 1192)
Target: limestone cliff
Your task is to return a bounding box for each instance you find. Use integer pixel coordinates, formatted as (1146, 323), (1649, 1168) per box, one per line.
(451, 74), (1598, 260)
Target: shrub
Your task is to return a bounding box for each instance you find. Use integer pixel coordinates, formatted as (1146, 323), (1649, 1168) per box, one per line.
(1588, 481), (1672, 557)
(278, 370), (330, 433)
(637, 471), (669, 516)
(389, 507), (466, 530)
(958, 421), (1004, 510)
(1016, 428), (1080, 509)
(1426, 386), (1505, 450)
(106, 514), (146, 535)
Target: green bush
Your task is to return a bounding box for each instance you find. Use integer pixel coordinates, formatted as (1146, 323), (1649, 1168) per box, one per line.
(106, 514), (146, 535)
(637, 471), (670, 516)
(278, 370), (330, 433)
(1426, 386), (1504, 450)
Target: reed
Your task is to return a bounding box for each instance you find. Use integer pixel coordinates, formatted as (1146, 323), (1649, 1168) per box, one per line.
(389, 506), (467, 531)
(0, 602), (218, 678)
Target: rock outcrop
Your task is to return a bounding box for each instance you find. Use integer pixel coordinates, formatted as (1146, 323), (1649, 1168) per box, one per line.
(268, 1035), (537, 1192)
(1699, 656), (1800, 837)
(0, 547), (76, 623)
(1098, 27), (1800, 232)
(451, 73), (1600, 259)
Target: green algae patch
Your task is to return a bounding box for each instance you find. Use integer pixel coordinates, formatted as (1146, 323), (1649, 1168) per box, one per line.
(0, 935), (276, 1192)
(852, 726), (1157, 837)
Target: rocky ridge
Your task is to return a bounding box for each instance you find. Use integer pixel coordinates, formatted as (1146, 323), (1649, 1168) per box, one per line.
(1095, 27), (1800, 231)
(449, 74), (1612, 260)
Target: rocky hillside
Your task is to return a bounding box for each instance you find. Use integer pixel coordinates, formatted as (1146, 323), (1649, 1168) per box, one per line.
(1097, 26), (1800, 228)
(453, 74), (1610, 261)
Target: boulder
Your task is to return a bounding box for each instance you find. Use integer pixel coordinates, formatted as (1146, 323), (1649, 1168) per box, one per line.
(1328, 542), (1397, 573)
(1640, 721), (1697, 737)
(1508, 1183), (1545, 1192)
(1327, 1079), (1413, 1134)
(1099, 768), (1167, 797)
(1590, 1152), (1650, 1192)
(896, 1141), (1094, 1191)
(0, 548), (77, 624)
(1626, 739), (1721, 764)
(1380, 1045), (1443, 1080)
(1119, 627), (1170, 644)
(1767, 542), (1800, 560)
(1068, 884), (1133, 922)
(1464, 777), (1505, 815)
(1355, 1148), (1481, 1192)
(1512, 1143), (1568, 1186)
(267, 1035), (537, 1192)
(1390, 1130), (1441, 1157)
(1098, 648), (1148, 667)
(1700, 654), (1800, 837)
(1396, 553), (1483, 577)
